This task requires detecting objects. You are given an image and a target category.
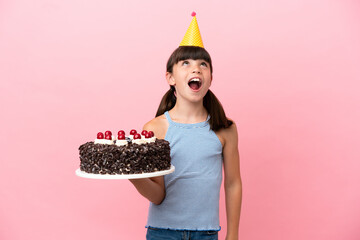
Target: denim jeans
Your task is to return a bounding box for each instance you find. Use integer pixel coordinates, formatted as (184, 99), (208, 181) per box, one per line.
(146, 227), (218, 240)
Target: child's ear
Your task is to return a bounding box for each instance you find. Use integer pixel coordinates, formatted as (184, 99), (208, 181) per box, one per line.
(166, 72), (176, 86)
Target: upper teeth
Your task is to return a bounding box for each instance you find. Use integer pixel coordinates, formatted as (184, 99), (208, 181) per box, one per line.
(190, 78), (200, 82)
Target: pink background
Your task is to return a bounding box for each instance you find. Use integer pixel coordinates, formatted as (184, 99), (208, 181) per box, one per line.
(1, 0), (360, 239)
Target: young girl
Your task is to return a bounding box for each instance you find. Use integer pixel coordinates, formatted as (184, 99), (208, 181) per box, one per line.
(130, 14), (242, 240)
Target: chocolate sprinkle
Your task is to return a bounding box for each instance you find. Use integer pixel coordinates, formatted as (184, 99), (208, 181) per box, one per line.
(78, 139), (171, 175)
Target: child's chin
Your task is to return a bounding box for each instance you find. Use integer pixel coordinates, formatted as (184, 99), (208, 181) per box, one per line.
(188, 94), (207, 103)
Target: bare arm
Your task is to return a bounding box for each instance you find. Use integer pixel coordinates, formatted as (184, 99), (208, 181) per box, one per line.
(220, 123), (242, 240)
(129, 176), (165, 205)
(128, 115), (169, 205)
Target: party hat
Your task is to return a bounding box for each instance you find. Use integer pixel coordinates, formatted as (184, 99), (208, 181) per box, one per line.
(179, 12), (204, 48)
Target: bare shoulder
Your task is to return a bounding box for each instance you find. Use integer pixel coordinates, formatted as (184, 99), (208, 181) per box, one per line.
(215, 119), (238, 147)
(143, 114), (169, 139)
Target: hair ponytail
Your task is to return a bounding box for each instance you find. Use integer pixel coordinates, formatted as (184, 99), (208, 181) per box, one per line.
(203, 89), (233, 131)
(155, 86), (176, 118)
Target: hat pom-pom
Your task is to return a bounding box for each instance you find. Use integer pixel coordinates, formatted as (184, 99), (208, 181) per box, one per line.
(191, 12), (196, 17)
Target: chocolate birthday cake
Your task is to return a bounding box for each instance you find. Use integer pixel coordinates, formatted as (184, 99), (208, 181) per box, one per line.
(79, 130), (171, 175)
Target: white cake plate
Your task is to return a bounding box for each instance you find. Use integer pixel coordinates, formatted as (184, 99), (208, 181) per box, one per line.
(75, 165), (175, 180)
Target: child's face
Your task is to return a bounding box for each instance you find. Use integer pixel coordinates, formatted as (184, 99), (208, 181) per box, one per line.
(167, 59), (212, 103)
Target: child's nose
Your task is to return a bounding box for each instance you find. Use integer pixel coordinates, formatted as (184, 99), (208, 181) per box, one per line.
(192, 65), (201, 74)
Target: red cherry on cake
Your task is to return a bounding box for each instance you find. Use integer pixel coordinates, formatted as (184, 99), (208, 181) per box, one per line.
(148, 131), (154, 137)
(97, 132), (104, 139)
(133, 133), (141, 139)
(105, 134), (112, 140)
(141, 130), (148, 136)
(105, 130), (112, 136)
(145, 132), (151, 139)
(130, 129), (137, 135)
(118, 130), (125, 136)
(118, 134), (125, 140)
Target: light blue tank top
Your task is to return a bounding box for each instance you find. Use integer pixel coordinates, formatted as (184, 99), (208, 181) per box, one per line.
(146, 111), (223, 231)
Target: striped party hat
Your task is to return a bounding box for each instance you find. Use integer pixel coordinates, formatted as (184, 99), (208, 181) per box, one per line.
(179, 12), (204, 48)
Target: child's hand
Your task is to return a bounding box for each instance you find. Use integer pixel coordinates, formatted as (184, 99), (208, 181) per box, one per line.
(225, 235), (238, 240)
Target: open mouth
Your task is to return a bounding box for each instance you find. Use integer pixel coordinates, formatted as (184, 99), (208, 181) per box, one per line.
(188, 77), (202, 91)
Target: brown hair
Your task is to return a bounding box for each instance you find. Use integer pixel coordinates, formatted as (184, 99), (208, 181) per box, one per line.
(156, 46), (233, 131)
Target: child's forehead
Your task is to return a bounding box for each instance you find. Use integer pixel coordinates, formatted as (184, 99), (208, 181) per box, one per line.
(178, 58), (209, 62)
